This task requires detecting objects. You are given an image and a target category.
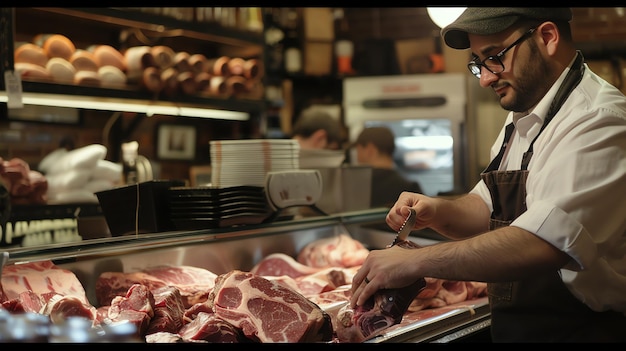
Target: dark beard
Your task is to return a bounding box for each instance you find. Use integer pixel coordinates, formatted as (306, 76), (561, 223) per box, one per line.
(500, 40), (552, 113)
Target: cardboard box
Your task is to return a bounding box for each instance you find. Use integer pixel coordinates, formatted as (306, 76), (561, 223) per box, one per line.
(304, 41), (333, 76)
(303, 8), (334, 41)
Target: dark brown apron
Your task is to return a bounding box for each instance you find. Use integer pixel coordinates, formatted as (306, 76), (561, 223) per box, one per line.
(481, 52), (626, 342)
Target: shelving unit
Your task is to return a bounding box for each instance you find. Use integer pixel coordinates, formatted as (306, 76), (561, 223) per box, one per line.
(0, 7), (266, 119)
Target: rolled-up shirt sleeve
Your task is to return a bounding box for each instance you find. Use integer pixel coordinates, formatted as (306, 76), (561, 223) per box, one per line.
(511, 104), (626, 272)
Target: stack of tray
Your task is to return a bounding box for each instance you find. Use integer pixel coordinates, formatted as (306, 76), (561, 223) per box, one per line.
(168, 186), (274, 230)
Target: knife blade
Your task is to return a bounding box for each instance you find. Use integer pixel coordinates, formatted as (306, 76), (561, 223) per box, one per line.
(390, 208), (416, 247)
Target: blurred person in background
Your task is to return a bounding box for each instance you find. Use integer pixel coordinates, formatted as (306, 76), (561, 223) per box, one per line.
(350, 8), (626, 342)
(291, 109), (343, 150)
(353, 126), (423, 208)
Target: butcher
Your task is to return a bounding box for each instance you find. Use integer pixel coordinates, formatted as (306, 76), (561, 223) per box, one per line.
(350, 8), (626, 342)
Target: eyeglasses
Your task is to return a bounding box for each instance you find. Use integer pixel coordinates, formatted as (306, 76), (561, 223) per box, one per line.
(467, 27), (537, 79)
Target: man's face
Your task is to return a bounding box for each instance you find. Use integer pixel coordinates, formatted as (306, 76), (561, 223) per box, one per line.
(468, 26), (550, 113)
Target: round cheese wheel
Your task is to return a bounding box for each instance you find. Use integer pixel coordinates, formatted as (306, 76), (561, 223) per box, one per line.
(37, 34), (76, 60)
(74, 70), (101, 87)
(91, 45), (126, 72)
(14, 43), (48, 67)
(14, 62), (52, 81)
(98, 65), (126, 88)
(46, 57), (76, 83)
(70, 50), (99, 72)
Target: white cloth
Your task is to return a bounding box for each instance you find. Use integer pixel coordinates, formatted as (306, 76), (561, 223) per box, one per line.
(470, 63), (626, 313)
(46, 144), (107, 175)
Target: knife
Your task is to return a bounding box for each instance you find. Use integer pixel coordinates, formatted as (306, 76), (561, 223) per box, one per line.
(390, 208), (416, 247)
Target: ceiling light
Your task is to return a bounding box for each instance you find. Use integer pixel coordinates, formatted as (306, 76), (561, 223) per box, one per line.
(427, 7), (466, 29)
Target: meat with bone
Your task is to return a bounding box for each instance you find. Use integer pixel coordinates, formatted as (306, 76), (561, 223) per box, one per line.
(95, 265), (217, 308)
(145, 286), (186, 335)
(208, 270), (334, 343)
(335, 240), (426, 343)
(297, 233), (370, 268)
(40, 293), (98, 325)
(106, 283), (155, 337)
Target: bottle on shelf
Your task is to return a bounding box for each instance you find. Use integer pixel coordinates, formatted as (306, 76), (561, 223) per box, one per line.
(282, 9), (302, 74)
(121, 141), (140, 185)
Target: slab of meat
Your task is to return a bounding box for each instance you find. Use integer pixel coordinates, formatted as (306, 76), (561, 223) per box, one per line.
(297, 233), (370, 268)
(41, 293), (98, 325)
(208, 270), (333, 343)
(178, 311), (243, 342)
(95, 265), (217, 308)
(1, 290), (45, 313)
(250, 253), (321, 278)
(408, 279), (488, 312)
(106, 283), (155, 337)
(335, 240), (426, 343)
(1, 260), (90, 304)
(145, 286), (186, 335)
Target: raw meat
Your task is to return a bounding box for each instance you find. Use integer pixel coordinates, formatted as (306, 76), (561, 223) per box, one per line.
(1, 260), (90, 304)
(297, 233), (370, 268)
(95, 265), (217, 308)
(250, 253), (320, 278)
(178, 311), (243, 342)
(41, 293), (98, 325)
(106, 283), (155, 336)
(208, 270), (333, 343)
(145, 286), (186, 335)
(409, 280), (488, 312)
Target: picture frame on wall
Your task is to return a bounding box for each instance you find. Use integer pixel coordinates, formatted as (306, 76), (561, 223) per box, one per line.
(156, 123), (196, 160)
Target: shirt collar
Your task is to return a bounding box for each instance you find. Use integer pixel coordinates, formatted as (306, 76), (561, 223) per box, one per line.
(512, 54), (578, 135)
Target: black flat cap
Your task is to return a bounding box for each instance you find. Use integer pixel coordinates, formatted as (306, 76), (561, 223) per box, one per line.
(442, 8), (573, 49)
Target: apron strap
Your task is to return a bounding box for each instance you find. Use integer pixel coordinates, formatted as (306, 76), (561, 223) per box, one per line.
(521, 51), (586, 169)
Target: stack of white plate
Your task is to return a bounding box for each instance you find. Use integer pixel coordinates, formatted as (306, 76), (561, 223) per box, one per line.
(210, 139), (300, 188)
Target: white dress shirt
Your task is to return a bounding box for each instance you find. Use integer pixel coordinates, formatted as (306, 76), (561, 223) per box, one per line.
(470, 61), (626, 314)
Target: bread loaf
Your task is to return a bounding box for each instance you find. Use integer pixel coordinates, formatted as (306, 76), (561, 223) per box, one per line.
(70, 50), (99, 72)
(74, 70), (101, 87)
(91, 45), (126, 72)
(35, 34), (75, 61)
(98, 65), (126, 88)
(14, 62), (52, 81)
(14, 43), (48, 67)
